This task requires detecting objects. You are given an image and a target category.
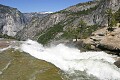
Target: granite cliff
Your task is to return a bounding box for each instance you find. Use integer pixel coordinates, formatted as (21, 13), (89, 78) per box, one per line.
(0, 4), (26, 37)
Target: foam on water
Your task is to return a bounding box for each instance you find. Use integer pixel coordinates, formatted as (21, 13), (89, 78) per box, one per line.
(20, 39), (120, 80)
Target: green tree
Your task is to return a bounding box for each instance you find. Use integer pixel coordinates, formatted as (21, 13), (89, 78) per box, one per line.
(66, 26), (80, 41)
(63, 20), (86, 41)
(64, 27), (80, 41)
(106, 8), (116, 31)
(79, 20), (87, 38)
(66, 27), (74, 39)
(72, 20), (86, 41)
(114, 8), (120, 23)
(73, 27), (80, 41)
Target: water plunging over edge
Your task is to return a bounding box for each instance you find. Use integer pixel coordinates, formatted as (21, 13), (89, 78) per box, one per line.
(2, 39), (120, 80)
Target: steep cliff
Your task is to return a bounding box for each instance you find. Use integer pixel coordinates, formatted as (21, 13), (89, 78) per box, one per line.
(16, 0), (120, 43)
(0, 4), (26, 37)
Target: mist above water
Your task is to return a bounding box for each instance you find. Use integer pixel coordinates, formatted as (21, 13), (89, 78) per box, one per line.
(20, 39), (120, 80)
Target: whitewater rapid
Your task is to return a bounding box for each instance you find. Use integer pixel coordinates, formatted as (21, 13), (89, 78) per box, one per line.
(20, 39), (120, 80)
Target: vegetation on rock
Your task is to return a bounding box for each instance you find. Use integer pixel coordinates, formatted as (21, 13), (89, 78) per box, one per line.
(62, 24), (99, 40)
(37, 22), (64, 45)
(37, 19), (99, 45)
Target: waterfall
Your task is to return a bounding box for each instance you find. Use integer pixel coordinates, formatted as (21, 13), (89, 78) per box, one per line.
(20, 39), (120, 80)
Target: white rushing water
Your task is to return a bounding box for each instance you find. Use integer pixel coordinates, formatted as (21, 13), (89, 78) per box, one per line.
(20, 39), (120, 80)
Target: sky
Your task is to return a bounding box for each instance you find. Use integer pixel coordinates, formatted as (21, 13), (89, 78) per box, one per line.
(0, 0), (91, 13)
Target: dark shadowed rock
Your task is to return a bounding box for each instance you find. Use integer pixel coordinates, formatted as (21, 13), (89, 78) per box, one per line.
(114, 58), (120, 68)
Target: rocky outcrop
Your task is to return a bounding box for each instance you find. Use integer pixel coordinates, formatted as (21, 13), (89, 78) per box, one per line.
(114, 58), (120, 68)
(82, 0), (120, 25)
(84, 26), (120, 55)
(0, 4), (26, 37)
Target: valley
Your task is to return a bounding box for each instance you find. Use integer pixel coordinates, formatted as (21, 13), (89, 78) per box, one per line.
(0, 0), (120, 80)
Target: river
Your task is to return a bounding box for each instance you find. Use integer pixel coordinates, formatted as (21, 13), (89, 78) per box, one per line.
(18, 39), (120, 80)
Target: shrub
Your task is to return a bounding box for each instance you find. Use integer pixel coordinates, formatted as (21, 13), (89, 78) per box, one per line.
(37, 23), (64, 45)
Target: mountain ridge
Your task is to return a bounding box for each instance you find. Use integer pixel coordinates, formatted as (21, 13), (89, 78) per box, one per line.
(16, 0), (120, 43)
(16, 0), (100, 40)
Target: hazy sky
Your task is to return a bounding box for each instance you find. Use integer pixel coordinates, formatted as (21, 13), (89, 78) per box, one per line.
(0, 0), (91, 13)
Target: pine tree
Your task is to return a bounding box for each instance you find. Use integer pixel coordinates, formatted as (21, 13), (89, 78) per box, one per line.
(106, 8), (116, 31)
(79, 20), (86, 38)
(115, 8), (120, 23)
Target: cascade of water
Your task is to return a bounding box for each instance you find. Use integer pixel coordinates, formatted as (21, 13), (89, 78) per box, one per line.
(20, 39), (120, 80)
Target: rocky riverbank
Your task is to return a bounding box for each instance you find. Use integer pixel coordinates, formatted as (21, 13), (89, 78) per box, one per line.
(83, 26), (120, 56)
(74, 25), (120, 68)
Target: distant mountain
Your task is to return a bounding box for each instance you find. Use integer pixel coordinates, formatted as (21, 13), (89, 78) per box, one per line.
(16, 0), (120, 44)
(23, 12), (52, 22)
(0, 4), (26, 37)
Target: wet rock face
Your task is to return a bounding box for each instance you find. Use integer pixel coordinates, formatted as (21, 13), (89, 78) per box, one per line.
(0, 49), (62, 80)
(0, 4), (26, 37)
(0, 39), (62, 80)
(114, 58), (120, 68)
